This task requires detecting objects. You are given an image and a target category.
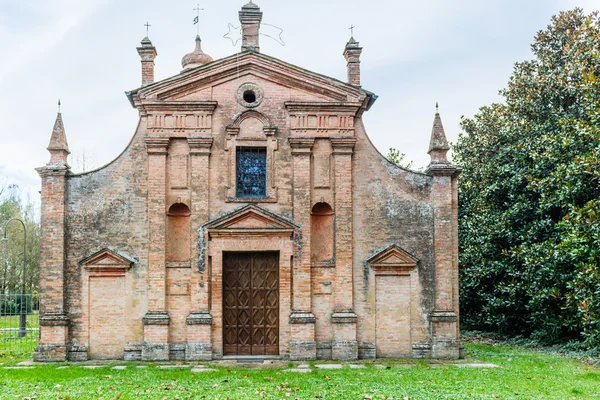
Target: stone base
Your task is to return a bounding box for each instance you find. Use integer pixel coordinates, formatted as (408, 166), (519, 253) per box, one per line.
(169, 343), (186, 361)
(34, 344), (68, 362)
(332, 312), (358, 360)
(358, 341), (376, 360)
(186, 342), (213, 361)
(67, 344), (89, 361)
(431, 339), (461, 359)
(124, 343), (142, 361)
(411, 342), (432, 358)
(289, 340), (317, 360)
(316, 342), (331, 360)
(142, 343), (170, 361)
(332, 340), (358, 360)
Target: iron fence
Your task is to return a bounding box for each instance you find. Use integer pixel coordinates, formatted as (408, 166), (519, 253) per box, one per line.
(0, 293), (39, 354)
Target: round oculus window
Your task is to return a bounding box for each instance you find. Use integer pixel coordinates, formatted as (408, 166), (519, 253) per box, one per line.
(237, 83), (263, 108)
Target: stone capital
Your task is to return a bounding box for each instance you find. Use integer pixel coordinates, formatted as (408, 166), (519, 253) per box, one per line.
(145, 137), (170, 155)
(188, 137), (213, 156)
(289, 138), (315, 155)
(331, 311), (358, 324)
(186, 312), (213, 325)
(143, 311), (170, 325)
(330, 137), (357, 155)
(39, 313), (70, 327)
(289, 312), (316, 324)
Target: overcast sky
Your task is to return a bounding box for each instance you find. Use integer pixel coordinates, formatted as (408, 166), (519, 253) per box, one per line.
(0, 0), (597, 203)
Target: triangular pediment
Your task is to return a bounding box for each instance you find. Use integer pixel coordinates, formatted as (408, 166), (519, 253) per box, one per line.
(79, 248), (136, 269)
(128, 51), (375, 108)
(367, 245), (419, 268)
(204, 205), (298, 237)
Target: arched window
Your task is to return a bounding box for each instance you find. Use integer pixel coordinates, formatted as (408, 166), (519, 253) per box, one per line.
(311, 202), (334, 262)
(166, 203), (191, 262)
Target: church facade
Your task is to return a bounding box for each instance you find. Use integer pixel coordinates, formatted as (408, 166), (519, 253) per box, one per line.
(34, 2), (462, 362)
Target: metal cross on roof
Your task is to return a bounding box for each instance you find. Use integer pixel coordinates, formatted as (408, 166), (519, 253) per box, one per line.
(349, 24), (355, 37)
(144, 21), (151, 36)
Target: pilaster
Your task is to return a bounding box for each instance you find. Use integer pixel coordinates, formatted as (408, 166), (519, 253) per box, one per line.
(289, 137), (316, 360)
(143, 137), (170, 361)
(426, 163), (462, 359)
(330, 136), (358, 360)
(34, 166), (70, 362)
(186, 136), (213, 360)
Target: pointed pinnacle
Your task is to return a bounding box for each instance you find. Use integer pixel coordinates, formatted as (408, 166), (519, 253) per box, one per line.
(47, 112), (70, 153)
(428, 110), (450, 154)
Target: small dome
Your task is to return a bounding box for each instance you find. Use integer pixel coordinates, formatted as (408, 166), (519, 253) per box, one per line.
(242, 1), (259, 9)
(181, 35), (213, 70)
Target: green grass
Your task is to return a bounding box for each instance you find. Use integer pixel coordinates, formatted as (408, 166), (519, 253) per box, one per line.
(0, 343), (599, 399)
(0, 312), (39, 329)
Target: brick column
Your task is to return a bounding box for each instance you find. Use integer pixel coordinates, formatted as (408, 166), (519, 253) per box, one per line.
(186, 137), (213, 360)
(289, 138), (316, 360)
(426, 164), (461, 359)
(34, 166), (70, 362)
(142, 137), (170, 361)
(330, 137), (358, 360)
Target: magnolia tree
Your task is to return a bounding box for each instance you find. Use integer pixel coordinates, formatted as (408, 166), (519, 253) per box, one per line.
(454, 9), (600, 347)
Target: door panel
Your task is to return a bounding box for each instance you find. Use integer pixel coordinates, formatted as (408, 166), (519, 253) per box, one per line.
(223, 252), (279, 356)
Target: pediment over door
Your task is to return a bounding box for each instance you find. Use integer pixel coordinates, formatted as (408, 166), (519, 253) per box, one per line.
(79, 248), (136, 273)
(367, 245), (419, 274)
(204, 205), (299, 239)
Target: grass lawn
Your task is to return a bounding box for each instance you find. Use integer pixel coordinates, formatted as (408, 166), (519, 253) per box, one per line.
(0, 342), (599, 399)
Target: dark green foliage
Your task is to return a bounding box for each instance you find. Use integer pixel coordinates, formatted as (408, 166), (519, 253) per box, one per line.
(454, 9), (600, 348)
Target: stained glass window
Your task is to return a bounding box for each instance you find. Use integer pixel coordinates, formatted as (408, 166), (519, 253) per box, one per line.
(236, 147), (267, 198)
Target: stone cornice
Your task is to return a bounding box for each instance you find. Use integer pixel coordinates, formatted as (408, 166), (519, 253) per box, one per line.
(284, 101), (362, 115)
(36, 165), (70, 177)
(139, 100), (218, 113)
(425, 162), (462, 177)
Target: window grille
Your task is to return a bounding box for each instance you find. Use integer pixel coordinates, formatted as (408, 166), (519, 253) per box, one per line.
(236, 147), (267, 198)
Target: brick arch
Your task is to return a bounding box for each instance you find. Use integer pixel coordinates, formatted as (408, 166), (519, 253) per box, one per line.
(227, 110), (277, 133)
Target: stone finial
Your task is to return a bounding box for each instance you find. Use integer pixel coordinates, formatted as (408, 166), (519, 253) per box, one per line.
(427, 105), (451, 163)
(137, 36), (158, 86)
(47, 111), (70, 166)
(239, 1), (263, 52)
(343, 37), (363, 86)
(182, 35), (213, 70)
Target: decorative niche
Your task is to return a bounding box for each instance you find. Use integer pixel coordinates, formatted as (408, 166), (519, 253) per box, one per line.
(311, 202), (334, 262)
(166, 202), (191, 264)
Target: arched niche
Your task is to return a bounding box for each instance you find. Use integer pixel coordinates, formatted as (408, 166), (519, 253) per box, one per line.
(166, 202), (191, 262)
(311, 202), (334, 262)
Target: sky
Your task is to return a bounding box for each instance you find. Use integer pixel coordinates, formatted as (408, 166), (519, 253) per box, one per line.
(0, 0), (597, 204)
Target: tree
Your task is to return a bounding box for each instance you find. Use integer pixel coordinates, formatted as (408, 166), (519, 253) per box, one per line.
(454, 9), (600, 346)
(0, 183), (41, 294)
(387, 148), (414, 169)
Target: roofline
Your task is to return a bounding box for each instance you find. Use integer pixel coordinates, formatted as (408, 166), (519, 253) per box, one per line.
(125, 50), (378, 110)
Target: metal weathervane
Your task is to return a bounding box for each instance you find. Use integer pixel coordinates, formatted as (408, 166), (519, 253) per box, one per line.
(193, 4), (204, 35)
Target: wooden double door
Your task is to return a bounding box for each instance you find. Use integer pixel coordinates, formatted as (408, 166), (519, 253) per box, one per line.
(223, 252), (279, 356)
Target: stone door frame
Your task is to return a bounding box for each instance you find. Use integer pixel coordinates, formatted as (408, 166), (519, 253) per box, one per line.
(78, 248), (135, 361)
(202, 205), (300, 358)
